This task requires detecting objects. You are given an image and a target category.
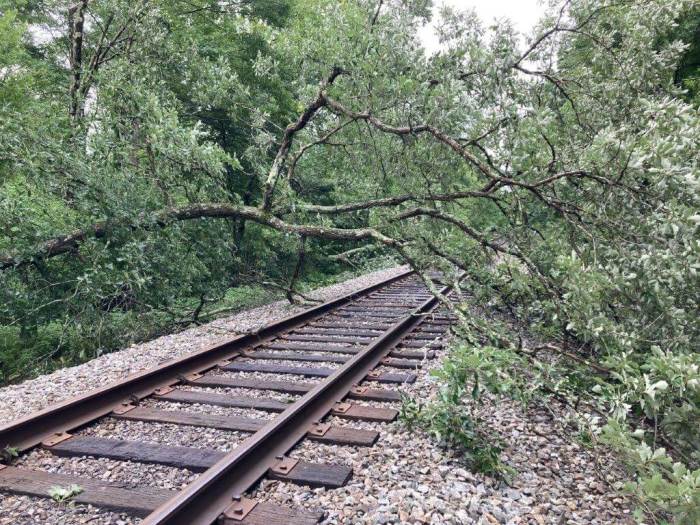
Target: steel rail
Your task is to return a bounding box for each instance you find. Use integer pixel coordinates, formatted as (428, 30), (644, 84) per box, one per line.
(141, 281), (451, 525)
(0, 269), (413, 452)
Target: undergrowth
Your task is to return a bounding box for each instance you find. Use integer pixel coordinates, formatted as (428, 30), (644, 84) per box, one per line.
(400, 304), (700, 524)
(399, 318), (527, 478)
(399, 381), (508, 478)
(0, 284), (279, 385)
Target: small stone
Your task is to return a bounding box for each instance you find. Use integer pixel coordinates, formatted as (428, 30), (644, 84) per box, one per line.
(503, 488), (522, 501)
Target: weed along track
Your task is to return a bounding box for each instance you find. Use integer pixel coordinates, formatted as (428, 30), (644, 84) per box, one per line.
(0, 270), (456, 524)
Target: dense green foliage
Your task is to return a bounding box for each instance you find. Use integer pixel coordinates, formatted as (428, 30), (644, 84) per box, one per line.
(1, 0), (698, 521)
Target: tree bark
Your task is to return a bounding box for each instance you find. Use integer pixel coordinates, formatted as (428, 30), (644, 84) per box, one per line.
(68, 0), (89, 119)
(286, 235), (307, 304)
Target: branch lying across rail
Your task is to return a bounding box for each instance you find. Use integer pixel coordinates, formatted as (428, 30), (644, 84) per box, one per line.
(531, 343), (612, 376)
(0, 203), (398, 270)
(328, 244), (380, 262)
(394, 206), (563, 298)
(321, 95), (498, 182)
(393, 207), (512, 256)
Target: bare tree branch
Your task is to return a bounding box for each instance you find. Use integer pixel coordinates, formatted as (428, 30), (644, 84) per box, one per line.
(370, 0), (384, 28)
(286, 117), (356, 183)
(329, 244), (380, 263)
(287, 186), (500, 215)
(260, 67), (344, 211)
(320, 95), (610, 201)
(286, 235), (307, 304)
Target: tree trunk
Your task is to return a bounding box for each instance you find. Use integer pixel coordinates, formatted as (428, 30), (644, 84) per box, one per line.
(68, 0), (89, 119)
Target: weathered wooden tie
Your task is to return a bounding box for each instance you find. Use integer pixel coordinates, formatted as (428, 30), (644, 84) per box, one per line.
(46, 436), (223, 472)
(156, 389), (289, 412)
(243, 351), (348, 364)
(390, 348), (435, 359)
(45, 437), (350, 488)
(191, 375), (315, 394)
(331, 403), (398, 422)
(264, 342), (358, 353)
(397, 340), (442, 349)
(294, 327), (383, 337)
(113, 407), (378, 446)
(0, 466), (170, 517)
(267, 459), (351, 488)
(340, 306), (407, 314)
(220, 501), (323, 525)
(223, 362), (416, 383)
(113, 406), (264, 432)
(365, 370), (417, 383)
(283, 334), (371, 344)
(380, 357), (421, 369)
(333, 311), (399, 320)
(348, 386), (402, 402)
(308, 321), (392, 330)
(223, 362), (336, 378)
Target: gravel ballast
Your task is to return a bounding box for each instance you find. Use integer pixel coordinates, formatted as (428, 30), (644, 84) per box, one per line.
(76, 419), (245, 452)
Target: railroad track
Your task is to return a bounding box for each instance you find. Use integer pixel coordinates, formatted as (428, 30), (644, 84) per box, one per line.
(0, 270), (456, 524)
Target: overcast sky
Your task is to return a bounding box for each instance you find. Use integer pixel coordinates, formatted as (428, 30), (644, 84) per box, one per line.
(418, 0), (549, 53)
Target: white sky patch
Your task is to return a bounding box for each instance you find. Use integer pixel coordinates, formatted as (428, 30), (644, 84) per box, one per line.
(418, 0), (548, 54)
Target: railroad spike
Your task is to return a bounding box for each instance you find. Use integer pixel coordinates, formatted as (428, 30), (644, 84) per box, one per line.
(153, 385), (175, 396)
(270, 456), (299, 476)
(332, 402), (352, 414)
(41, 431), (73, 447)
(308, 422), (331, 437)
(112, 402), (136, 415)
